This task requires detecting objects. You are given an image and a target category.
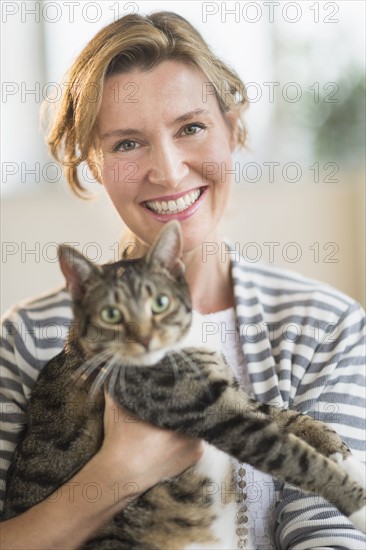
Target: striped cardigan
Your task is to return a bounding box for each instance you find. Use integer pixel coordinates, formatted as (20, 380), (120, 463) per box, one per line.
(1, 254), (365, 549)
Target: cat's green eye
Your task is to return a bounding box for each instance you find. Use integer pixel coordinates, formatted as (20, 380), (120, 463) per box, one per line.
(151, 294), (170, 314)
(100, 307), (123, 324)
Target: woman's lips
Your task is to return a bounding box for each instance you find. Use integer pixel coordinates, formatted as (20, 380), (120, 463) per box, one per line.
(141, 186), (207, 222)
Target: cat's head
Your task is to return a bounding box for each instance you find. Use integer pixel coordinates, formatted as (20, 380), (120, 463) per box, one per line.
(58, 221), (192, 366)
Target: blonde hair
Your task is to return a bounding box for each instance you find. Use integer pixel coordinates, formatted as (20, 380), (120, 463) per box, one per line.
(46, 11), (249, 197)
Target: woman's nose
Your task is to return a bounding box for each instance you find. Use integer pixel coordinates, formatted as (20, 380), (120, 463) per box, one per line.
(147, 141), (189, 188)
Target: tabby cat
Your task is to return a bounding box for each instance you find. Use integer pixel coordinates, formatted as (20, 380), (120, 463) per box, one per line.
(2, 221), (365, 549)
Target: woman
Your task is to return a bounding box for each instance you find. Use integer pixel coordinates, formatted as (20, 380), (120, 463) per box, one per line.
(1, 11), (365, 549)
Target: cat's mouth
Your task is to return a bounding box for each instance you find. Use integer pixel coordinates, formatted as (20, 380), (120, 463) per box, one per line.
(143, 187), (206, 215)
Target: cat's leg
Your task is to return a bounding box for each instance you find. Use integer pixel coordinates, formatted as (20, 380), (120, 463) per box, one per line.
(116, 348), (366, 534)
(278, 406), (365, 489)
(244, 402), (350, 457)
(328, 450), (366, 493)
(203, 390), (365, 531)
(190, 344), (366, 493)
(244, 401), (366, 489)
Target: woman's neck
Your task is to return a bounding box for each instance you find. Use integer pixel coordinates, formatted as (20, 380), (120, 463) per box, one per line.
(182, 241), (234, 314)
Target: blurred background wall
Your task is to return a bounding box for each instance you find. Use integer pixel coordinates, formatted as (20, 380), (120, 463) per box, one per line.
(1, 0), (365, 314)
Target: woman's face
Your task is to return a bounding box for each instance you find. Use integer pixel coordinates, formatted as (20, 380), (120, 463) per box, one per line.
(97, 60), (237, 252)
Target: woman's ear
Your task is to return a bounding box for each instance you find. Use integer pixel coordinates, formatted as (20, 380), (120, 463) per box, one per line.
(224, 110), (239, 152)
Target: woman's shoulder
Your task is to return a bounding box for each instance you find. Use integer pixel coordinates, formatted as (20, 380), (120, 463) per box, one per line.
(1, 284), (72, 325)
(231, 254), (364, 323)
(1, 285), (73, 400)
(230, 253), (365, 416)
(1, 285), (73, 377)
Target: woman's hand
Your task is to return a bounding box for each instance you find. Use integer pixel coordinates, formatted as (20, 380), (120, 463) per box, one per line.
(0, 393), (203, 550)
(99, 391), (204, 501)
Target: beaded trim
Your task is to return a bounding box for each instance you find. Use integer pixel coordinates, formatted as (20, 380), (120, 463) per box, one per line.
(236, 463), (248, 549)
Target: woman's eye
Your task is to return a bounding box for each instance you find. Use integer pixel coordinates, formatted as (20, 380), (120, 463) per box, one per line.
(114, 140), (139, 152)
(151, 294), (170, 314)
(100, 307), (123, 324)
(182, 123), (206, 136)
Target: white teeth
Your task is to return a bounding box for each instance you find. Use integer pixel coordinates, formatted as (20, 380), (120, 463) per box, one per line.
(176, 197), (186, 209)
(146, 189), (202, 214)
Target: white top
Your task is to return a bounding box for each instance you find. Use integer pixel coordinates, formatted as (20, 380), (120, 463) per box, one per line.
(202, 307), (275, 549)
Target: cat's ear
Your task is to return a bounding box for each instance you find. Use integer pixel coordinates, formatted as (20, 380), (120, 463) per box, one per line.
(58, 245), (101, 301)
(146, 221), (185, 277)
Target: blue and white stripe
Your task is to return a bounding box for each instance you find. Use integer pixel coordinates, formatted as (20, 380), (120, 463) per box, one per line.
(1, 255), (365, 548)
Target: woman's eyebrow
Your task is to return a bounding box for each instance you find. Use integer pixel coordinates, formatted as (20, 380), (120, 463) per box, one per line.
(174, 108), (210, 123)
(100, 109), (210, 140)
(100, 128), (144, 140)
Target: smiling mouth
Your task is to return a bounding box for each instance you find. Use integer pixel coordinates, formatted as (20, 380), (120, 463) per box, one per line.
(144, 188), (205, 215)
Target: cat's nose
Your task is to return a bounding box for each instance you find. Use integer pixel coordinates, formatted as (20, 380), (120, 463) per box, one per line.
(139, 336), (151, 350)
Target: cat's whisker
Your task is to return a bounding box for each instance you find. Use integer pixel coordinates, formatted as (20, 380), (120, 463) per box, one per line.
(73, 352), (107, 378)
(106, 359), (120, 397)
(73, 350), (114, 386)
(102, 355), (121, 391)
(89, 356), (117, 397)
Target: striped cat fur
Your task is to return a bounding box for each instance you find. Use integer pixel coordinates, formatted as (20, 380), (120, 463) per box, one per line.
(2, 221), (365, 549)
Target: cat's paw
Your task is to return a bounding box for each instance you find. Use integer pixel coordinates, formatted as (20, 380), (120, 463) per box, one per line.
(349, 506), (366, 534)
(330, 453), (366, 489)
